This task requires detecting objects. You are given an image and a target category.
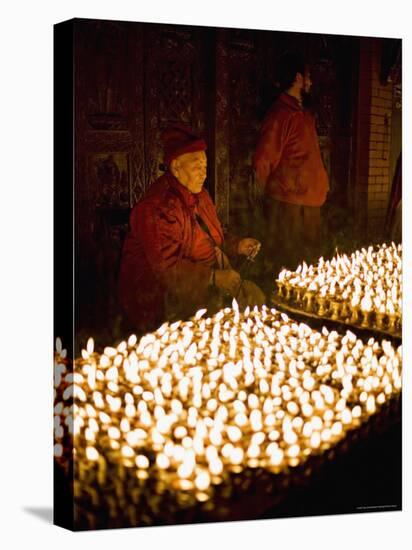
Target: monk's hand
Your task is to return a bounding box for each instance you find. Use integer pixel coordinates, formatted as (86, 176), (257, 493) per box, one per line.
(237, 238), (261, 259)
(215, 269), (242, 296)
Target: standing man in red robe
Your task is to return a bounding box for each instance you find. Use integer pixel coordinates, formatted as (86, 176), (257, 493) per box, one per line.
(254, 53), (329, 276)
(119, 124), (264, 331)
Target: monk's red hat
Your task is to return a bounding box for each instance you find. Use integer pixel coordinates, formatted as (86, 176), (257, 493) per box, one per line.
(161, 124), (207, 166)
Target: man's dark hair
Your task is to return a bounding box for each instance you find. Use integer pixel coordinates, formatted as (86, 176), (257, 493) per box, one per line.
(274, 52), (308, 92)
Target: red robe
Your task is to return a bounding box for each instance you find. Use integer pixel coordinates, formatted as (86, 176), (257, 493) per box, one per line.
(254, 92), (329, 207)
(118, 172), (238, 330)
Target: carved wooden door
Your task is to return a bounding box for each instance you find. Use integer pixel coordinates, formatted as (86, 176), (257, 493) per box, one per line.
(74, 20), (143, 336)
(143, 24), (211, 187)
(214, 29), (263, 235)
(74, 20), (211, 336)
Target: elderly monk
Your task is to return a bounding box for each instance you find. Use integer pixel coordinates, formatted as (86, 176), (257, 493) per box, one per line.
(118, 124), (265, 331)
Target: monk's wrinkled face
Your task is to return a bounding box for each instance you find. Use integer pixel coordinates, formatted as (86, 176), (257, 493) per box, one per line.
(170, 150), (207, 194)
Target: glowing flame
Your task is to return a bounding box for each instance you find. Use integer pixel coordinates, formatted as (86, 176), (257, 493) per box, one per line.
(276, 244), (401, 333)
(54, 294), (402, 521)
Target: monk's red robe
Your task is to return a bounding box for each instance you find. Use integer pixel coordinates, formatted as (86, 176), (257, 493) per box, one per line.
(118, 172), (239, 330)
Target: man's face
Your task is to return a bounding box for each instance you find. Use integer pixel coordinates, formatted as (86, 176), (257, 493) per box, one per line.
(302, 69), (312, 95)
(171, 150), (207, 194)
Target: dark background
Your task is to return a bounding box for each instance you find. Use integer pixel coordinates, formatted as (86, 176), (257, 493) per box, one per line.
(73, 19), (401, 352)
(72, 19), (401, 349)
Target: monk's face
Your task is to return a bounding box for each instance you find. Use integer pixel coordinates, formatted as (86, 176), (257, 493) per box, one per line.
(302, 69), (312, 94)
(171, 150), (207, 194)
